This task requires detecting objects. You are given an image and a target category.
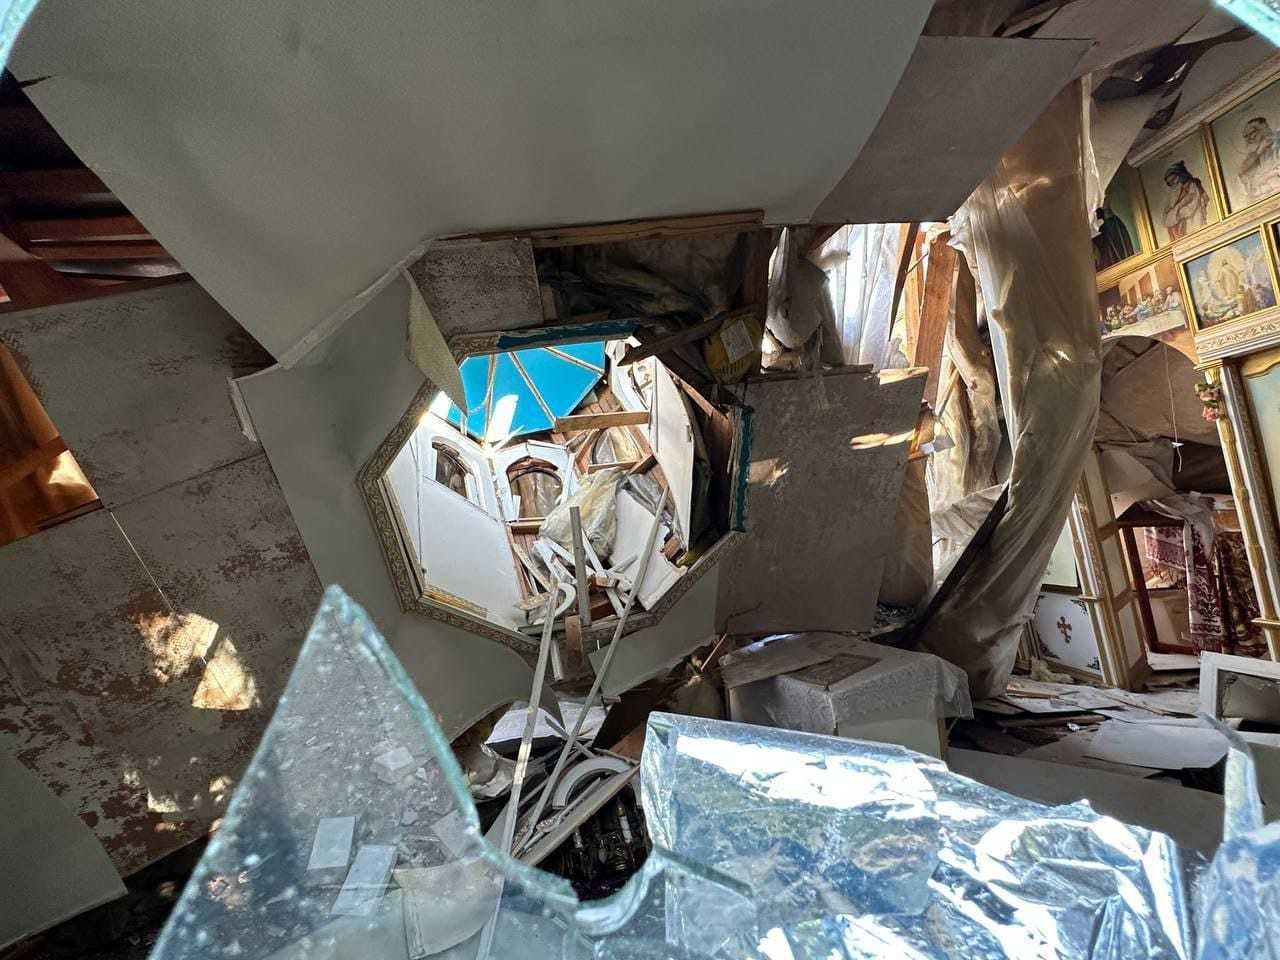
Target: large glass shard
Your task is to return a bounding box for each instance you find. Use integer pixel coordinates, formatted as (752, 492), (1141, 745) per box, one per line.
(151, 587), (1280, 960)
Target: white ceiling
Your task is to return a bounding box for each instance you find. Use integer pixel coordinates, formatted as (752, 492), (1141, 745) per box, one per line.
(12, 0), (932, 360)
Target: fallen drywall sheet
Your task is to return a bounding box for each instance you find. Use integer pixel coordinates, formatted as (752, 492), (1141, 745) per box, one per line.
(0, 755), (126, 948)
(236, 275), (535, 739)
(0, 283), (268, 507)
(406, 239), (543, 340)
(948, 747), (1226, 854)
(716, 368), (925, 635)
(814, 35), (1090, 223)
(1085, 720), (1229, 769)
(11, 0), (932, 360)
(0, 284), (322, 874)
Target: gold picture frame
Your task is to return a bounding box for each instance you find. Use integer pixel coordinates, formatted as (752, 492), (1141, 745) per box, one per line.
(1208, 75), (1280, 217)
(1137, 127), (1225, 250)
(1180, 226), (1280, 335)
(1094, 165), (1154, 274)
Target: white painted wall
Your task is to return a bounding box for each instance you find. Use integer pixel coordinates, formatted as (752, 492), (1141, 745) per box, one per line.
(385, 421), (524, 629)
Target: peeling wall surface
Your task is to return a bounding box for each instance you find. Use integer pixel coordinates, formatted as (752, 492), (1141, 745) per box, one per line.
(0, 284), (322, 874)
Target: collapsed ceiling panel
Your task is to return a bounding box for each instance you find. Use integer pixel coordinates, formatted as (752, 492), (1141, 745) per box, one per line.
(813, 36), (1090, 223)
(11, 0), (932, 360)
(1034, 0), (1211, 78)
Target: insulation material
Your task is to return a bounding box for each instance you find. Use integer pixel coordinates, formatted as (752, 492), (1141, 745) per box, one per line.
(10, 0), (933, 359)
(150, 588), (1280, 960)
(539, 467), (622, 561)
(763, 227), (842, 369)
(919, 83), (1102, 698)
(819, 223), (901, 369)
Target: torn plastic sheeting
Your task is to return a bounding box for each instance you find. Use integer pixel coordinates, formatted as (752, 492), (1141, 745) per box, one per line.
(919, 79), (1102, 698)
(540, 466), (623, 561)
(152, 586), (1280, 960)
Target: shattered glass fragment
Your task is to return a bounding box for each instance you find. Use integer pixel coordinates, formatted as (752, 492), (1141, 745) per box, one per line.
(150, 587), (1280, 960)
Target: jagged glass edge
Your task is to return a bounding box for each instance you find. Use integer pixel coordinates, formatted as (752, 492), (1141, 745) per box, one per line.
(152, 585), (755, 957)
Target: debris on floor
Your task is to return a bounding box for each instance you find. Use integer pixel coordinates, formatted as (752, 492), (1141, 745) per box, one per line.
(139, 587), (1280, 960)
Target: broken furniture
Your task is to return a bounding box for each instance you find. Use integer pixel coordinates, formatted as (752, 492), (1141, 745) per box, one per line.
(722, 632), (971, 758)
(148, 588), (1280, 960)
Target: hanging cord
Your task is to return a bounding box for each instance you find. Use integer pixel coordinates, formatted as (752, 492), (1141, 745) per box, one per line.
(1163, 345), (1183, 474)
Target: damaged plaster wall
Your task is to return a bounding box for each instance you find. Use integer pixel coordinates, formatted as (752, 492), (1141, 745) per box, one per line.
(0, 283), (322, 874)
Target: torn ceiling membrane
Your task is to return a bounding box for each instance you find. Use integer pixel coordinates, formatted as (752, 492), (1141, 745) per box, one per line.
(814, 35), (1090, 223)
(9, 0), (934, 360)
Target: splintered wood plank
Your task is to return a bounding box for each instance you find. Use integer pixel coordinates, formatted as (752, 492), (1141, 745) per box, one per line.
(26, 240), (170, 261)
(914, 231), (958, 406)
(13, 215), (150, 243)
(477, 210), (765, 249)
(554, 410), (650, 433)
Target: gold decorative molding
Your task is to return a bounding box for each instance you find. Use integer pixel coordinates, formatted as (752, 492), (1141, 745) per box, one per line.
(1241, 345), (1280, 378)
(1129, 53), (1280, 166)
(1194, 306), (1280, 361)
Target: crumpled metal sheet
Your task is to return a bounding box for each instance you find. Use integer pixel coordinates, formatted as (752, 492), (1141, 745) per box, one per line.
(149, 587), (1279, 960)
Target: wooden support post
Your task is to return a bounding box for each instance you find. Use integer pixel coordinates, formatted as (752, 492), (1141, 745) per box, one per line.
(569, 505), (592, 628)
(914, 231), (959, 407)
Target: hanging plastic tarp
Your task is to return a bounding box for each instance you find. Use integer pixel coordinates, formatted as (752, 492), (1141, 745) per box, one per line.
(149, 586), (1280, 960)
(918, 80), (1103, 698)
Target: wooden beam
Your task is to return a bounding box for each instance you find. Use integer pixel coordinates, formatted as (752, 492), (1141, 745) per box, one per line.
(26, 240), (170, 261)
(0, 168), (113, 202)
(620, 310), (747, 366)
(889, 222), (920, 329)
(13, 214), (150, 243)
(554, 410), (650, 433)
(569, 505), (592, 628)
(450, 210), (764, 249)
(913, 231), (958, 407)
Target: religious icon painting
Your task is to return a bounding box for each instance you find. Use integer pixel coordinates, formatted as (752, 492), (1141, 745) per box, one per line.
(1093, 168), (1145, 271)
(1138, 132), (1222, 248)
(1098, 255), (1188, 340)
(1211, 77), (1280, 214)
(1184, 230), (1278, 331)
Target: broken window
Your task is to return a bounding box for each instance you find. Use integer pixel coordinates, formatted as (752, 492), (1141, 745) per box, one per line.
(432, 440), (473, 502)
(506, 458), (562, 519)
(590, 427), (642, 466)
